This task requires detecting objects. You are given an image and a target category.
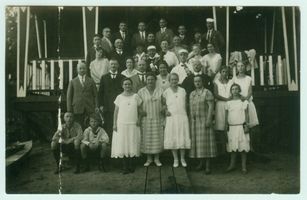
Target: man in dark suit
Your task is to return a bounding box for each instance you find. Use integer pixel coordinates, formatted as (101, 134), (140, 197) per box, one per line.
(182, 58), (213, 99)
(155, 18), (174, 47)
(66, 62), (98, 129)
(98, 59), (125, 138)
(110, 39), (128, 72)
(113, 22), (132, 53)
(101, 27), (113, 58)
(201, 18), (225, 54)
(130, 59), (147, 93)
(177, 25), (190, 49)
(85, 34), (102, 74)
(131, 21), (147, 51)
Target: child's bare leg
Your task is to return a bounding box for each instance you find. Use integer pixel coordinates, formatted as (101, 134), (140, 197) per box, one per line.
(241, 151), (247, 173)
(180, 149), (187, 167)
(226, 152), (236, 171)
(205, 158), (211, 174)
(171, 150), (179, 167)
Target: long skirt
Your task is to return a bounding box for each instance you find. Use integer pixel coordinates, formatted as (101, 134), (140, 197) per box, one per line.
(189, 117), (217, 158)
(140, 118), (164, 154)
(111, 123), (141, 158)
(164, 115), (191, 149)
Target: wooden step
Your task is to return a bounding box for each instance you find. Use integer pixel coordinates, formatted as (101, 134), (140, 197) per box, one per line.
(143, 165), (193, 194)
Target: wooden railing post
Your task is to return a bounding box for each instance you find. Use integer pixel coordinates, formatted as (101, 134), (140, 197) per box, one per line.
(50, 60), (55, 90)
(41, 60), (46, 89)
(32, 60), (37, 90)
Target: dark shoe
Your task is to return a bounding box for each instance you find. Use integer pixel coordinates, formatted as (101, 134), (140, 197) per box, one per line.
(195, 162), (203, 171)
(122, 168), (130, 174)
(99, 159), (107, 172)
(74, 167), (80, 174)
(225, 166), (236, 173)
(54, 167), (60, 174)
(205, 169), (211, 175)
(242, 169), (248, 174)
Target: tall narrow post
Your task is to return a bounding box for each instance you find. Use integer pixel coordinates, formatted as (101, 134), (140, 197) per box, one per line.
(43, 20), (48, 58)
(281, 7), (291, 90)
(270, 10), (276, 53)
(292, 7), (298, 90)
(212, 6), (217, 30)
(82, 7), (88, 59)
(226, 7), (229, 66)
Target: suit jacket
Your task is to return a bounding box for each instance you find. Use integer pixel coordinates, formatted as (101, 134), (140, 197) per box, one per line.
(181, 73), (213, 98)
(130, 74), (147, 93)
(113, 31), (132, 53)
(66, 76), (97, 114)
(101, 37), (113, 58)
(131, 31), (148, 49)
(178, 35), (190, 49)
(155, 28), (174, 47)
(201, 29), (225, 53)
(110, 49), (129, 72)
(98, 73), (125, 113)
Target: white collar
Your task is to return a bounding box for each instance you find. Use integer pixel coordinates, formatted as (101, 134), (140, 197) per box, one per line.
(109, 71), (118, 75)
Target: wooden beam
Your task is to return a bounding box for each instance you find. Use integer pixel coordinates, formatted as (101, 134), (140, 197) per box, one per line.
(34, 14), (42, 58)
(43, 20), (47, 58)
(226, 7), (229, 65)
(95, 7), (99, 34)
(212, 6), (217, 30)
(292, 7), (298, 90)
(270, 10), (276, 53)
(281, 7), (291, 90)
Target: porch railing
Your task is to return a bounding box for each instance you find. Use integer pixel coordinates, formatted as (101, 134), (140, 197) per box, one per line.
(26, 58), (84, 96)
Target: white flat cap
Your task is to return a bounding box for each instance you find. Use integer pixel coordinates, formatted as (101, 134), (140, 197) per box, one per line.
(178, 49), (188, 54)
(206, 18), (215, 22)
(147, 45), (156, 50)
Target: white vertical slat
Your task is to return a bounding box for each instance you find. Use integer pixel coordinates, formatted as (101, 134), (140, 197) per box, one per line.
(277, 55), (283, 85)
(50, 60), (55, 90)
(212, 6), (217, 30)
(232, 67), (236, 79)
(259, 55), (264, 86)
(268, 55), (273, 85)
(251, 62), (255, 86)
(59, 60), (64, 89)
(41, 60), (46, 89)
(95, 7), (99, 34)
(32, 60), (37, 90)
(69, 59), (73, 81)
(82, 7), (88, 59)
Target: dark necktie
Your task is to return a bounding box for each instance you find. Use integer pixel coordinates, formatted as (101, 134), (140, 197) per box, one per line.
(111, 73), (117, 79)
(139, 73), (146, 83)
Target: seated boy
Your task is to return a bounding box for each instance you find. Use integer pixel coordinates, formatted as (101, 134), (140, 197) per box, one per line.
(80, 113), (109, 172)
(51, 112), (83, 174)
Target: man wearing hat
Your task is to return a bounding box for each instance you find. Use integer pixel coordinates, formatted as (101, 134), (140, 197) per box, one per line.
(170, 48), (193, 84)
(146, 45), (160, 74)
(202, 18), (225, 54)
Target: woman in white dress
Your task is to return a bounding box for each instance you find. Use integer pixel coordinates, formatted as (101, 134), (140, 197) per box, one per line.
(201, 43), (222, 80)
(121, 57), (138, 78)
(213, 66), (233, 154)
(163, 73), (191, 167)
(233, 61), (259, 128)
(156, 61), (170, 90)
(89, 47), (110, 90)
(225, 83), (250, 174)
(112, 78), (142, 174)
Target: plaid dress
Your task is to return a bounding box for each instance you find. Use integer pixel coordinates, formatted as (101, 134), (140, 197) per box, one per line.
(189, 88), (217, 158)
(138, 87), (164, 154)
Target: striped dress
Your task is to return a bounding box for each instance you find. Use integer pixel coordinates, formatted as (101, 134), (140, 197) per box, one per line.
(138, 87), (164, 154)
(189, 88), (217, 158)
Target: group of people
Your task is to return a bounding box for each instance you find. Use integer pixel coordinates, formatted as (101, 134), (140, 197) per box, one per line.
(51, 17), (259, 175)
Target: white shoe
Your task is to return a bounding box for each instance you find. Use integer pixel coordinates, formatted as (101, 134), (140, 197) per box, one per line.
(181, 159), (187, 167)
(144, 160), (152, 167)
(154, 159), (162, 167)
(173, 159), (179, 168)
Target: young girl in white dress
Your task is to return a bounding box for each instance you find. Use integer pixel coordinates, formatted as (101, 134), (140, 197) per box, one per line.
(112, 78), (142, 174)
(225, 83), (250, 174)
(162, 73), (191, 167)
(201, 43), (222, 80)
(213, 66), (233, 153)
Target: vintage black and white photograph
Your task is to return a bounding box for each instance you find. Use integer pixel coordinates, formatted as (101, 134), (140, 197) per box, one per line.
(5, 4), (300, 195)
